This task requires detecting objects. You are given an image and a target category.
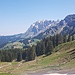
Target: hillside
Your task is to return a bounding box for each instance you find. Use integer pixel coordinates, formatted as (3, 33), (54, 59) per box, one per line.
(0, 40), (75, 75)
(1, 42), (25, 50)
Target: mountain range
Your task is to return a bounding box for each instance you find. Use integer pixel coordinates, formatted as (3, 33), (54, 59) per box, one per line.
(0, 14), (75, 49)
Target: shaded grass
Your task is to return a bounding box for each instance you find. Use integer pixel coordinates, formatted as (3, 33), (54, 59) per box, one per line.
(54, 40), (75, 52)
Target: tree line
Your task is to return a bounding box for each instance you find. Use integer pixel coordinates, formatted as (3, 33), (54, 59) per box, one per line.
(0, 34), (75, 62)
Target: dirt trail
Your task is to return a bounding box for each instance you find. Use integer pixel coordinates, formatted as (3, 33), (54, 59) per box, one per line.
(0, 63), (11, 69)
(27, 68), (75, 75)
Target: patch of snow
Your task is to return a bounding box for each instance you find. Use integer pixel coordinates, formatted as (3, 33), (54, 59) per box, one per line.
(43, 73), (67, 75)
(38, 20), (41, 23)
(32, 24), (35, 26)
(48, 24), (51, 26)
(35, 25), (38, 28)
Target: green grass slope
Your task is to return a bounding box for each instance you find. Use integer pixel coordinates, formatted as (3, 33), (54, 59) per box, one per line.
(0, 41), (75, 75)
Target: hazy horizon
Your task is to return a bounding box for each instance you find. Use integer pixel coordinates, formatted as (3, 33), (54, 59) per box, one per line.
(0, 0), (75, 36)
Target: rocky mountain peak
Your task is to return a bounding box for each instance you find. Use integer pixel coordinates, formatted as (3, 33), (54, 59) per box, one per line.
(64, 14), (75, 27)
(25, 20), (60, 38)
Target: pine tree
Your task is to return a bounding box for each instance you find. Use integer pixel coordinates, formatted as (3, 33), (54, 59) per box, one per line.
(56, 34), (59, 46)
(72, 34), (75, 41)
(17, 50), (22, 61)
(5, 53), (10, 62)
(68, 35), (72, 42)
(42, 41), (45, 54)
(30, 45), (36, 60)
(25, 49), (29, 61)
(8, 52), (13, 62)
(22, 50), (26, 60)
(53, 35), (56, 48)
(1, 51), (5, 62)
(58, 34), (63, 44)
(36, 42), (43, 56)
(45, 40), (53, 56)
(63, 35), (67, 43)
(0, 51), (1, 62)
(56, 34), (63, 46)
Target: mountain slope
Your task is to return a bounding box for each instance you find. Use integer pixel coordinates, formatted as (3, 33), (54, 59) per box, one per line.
(24, 20), (60, 38)
(33, 21), (66, 39)
(0, 14), (75, 49)
(33, 14), (75, 39)
(0, 34), (23, 48)
(25, 14), (75, 39)
(61, 14), (75, 35)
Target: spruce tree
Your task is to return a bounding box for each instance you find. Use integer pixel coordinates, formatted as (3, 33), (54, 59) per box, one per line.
(72, 34), (75, 41)
(42, 41), (45, 54)
(53, 35), (56, 48)
(45, 40), (53, 56)
(30, 45), (36, 60)
(63, 35), (67, 43)
(68, 35), (72, 42)
(17, 51), (22, 61)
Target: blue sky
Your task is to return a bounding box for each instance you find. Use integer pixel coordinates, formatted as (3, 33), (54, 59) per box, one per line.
(0, 0), (75, 36)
